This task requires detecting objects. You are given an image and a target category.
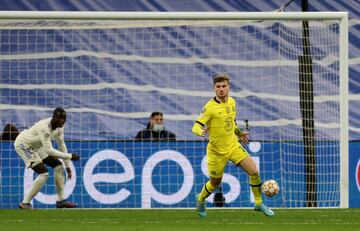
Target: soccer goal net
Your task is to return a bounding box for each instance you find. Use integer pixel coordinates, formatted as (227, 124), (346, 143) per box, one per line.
(0, 12), (348, 209)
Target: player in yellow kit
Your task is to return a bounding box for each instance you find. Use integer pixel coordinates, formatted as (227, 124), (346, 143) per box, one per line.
(192, 73), (274, 217)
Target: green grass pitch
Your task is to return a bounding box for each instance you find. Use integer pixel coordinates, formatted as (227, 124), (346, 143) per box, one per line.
(0, 209), (359, 231)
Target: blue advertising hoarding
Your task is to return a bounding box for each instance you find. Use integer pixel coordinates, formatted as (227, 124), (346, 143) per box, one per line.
(349, 141), (360, 208)
(1, 141), (358, 208)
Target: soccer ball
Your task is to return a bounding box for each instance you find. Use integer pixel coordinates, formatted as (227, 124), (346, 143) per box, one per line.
(261, 179), (279, 197)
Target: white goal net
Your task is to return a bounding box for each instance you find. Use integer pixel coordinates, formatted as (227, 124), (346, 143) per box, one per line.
(0, 12), (348, 208)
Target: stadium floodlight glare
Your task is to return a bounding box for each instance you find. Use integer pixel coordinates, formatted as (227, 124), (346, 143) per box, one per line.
(0, 11), (348, 209)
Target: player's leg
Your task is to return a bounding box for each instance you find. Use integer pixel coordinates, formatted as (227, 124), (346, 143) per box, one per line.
(231, 143), (274, 216)
(198, 177), (222, 202)
(231, 143), (263, 204)
(196, 176), (221, 218)
(196, 148), (227, 217)
(42, 156), (65, 202)
(238, 156), (274, 217)
(20, 162), (49, 209)
(14, 142), (49, 209)
(238, 156), (262, 205)
(42, 155), (77, 208)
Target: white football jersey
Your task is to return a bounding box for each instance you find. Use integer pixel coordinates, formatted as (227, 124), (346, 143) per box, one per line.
(15, 118), (72, 161)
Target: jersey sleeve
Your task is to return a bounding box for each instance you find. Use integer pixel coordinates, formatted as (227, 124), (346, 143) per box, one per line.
(192, 105), (211, 136)
(38, 126), (72, 160)
(196, 105), (211, 125)
(55, 127), (68, 153)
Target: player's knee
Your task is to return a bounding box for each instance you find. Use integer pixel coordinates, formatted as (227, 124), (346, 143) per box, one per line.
(249, 169), (260, 177)
(210, 178), (222, 188)
(54, 164), (64, 174)
(54, 164), (63, 170)
(31, 162), (49, 174)
(39, 172), (50, 179)
(43, 156), (62, 168)
(212, 182), (221, 189)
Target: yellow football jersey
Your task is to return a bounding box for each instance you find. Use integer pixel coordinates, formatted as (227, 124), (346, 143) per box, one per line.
(195, 96), (238, 154)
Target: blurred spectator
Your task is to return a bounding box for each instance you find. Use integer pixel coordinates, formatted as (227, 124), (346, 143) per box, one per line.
(1, 123), (19, 141)
(135, 112), (176, 141)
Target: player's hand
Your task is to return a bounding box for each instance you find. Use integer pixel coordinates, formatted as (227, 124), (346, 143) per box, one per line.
(66, 167), (72, 180)
(71, 153), (80, 161)
(201, 127), (208, 136)
(239, 131), (250, 145)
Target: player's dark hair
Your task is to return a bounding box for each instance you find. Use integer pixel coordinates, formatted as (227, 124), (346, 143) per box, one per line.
(213, 73), (230, 85)
(53, 107), (66, 117)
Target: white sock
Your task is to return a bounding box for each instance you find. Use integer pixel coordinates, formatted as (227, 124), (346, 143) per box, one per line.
(54, 165), (65, 202)
(23, 172), (49, 203)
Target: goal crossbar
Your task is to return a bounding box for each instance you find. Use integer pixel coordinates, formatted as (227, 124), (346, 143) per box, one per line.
(0, 11), (349, 20)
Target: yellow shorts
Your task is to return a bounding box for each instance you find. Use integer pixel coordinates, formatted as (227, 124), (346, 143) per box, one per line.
(206, 140), (249, 178)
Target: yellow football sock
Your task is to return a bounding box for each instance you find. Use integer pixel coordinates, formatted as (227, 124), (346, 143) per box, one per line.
(198, 181), (216, 202)
(250, 174), (263, 206)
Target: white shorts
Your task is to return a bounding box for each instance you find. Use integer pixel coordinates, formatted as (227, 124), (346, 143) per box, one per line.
(14, 140), (49, 168)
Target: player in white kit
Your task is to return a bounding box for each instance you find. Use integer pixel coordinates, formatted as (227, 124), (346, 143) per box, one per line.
(14, 108), (80, 209)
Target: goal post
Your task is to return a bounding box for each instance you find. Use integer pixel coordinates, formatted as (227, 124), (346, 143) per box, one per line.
(0, 11), (348, 209)
(339, 13), (349, 209)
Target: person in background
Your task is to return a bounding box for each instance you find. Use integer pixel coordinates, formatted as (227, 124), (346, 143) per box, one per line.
(135, 112), (176, 141)
(1, 123), (20, 141)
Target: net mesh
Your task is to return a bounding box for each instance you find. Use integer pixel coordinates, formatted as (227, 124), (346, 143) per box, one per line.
(0, 18), (342, 208)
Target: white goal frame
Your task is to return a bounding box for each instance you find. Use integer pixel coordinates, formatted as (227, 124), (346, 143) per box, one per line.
(0, 11), (349, 208)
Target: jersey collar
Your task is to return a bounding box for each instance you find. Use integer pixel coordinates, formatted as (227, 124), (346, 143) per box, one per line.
(213, 97), (220, 104)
